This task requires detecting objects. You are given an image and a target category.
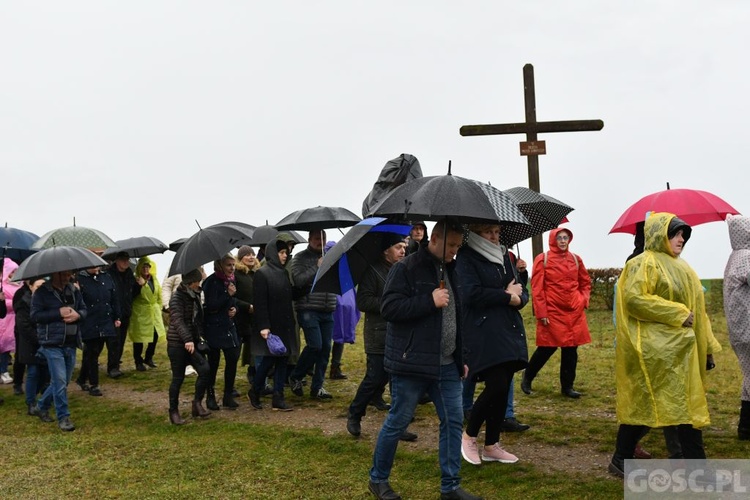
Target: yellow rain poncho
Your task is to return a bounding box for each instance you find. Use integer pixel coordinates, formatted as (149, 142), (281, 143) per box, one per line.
(614, 212), (721, 428)
(127, 256), (166, 343)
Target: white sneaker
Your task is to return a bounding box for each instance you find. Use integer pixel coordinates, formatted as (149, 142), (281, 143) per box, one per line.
(461, 432), (481, 465)
(482, 443), (518, 463)
(0, 372), (12, 384)
(185, 365), (197, 376)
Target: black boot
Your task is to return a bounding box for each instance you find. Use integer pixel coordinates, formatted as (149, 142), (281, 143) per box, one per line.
(223, 392), (239, 410)
(249, 389), (263, 410)
(739, 400), (750, 440)
(191, 400), (211, 418)
(329, 364), (347, 380)
(206, 387), (220, 411)
(521, 370), (533, 395)
(272, 392), (292, 412)
(169, 409), (185, 425)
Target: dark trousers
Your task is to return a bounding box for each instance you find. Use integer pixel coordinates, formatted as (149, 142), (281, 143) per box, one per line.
(466, 363), (515, 445)
(349, 353), (389, 420)
(615, 423), (704, 461)
(78, 337), (107, 387)
(207, 345), (241, 397)
(167, 345), (210, 411)
(12, 354), (25, 389)
(331, 341), (344, 368)
(133, 330), (158, 364)
(113, 317), (130, 367)
(254, 355), (288, 395)
(526, 345), (578, 390)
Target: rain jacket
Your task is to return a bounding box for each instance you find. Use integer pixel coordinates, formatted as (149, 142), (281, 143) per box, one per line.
(31, 280), (87, 347)
(77, 269), (120, 340)
(127, 256), (166, 343)
(531, 228), (591, 347)
(0, 258), (22, 353)
(723, 214), (750, 398)
(615, 212), (721, 428)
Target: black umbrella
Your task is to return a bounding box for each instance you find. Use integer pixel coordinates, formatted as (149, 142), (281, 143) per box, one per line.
(249, 223), (307, 247)
(372, 167), (529, 226)
(275, 206), (362, 232)
(311, 217), (412, 295)
(169, 237), (188, 252)
(101, 236), (169, 260)
(0, 224), (39, 265)
(362, 153), (423, 218)
(499, 187), (574, 247)
(168, 221), (255, 276)
(12, 246), (109, 281)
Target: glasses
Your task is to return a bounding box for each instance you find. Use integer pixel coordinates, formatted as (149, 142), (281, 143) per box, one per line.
(556, 235), (570, 241)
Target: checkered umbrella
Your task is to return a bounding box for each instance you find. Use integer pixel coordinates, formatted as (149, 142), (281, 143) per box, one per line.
(499, 187), (574, 247)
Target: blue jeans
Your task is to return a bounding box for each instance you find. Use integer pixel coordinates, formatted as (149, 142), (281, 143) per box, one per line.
(37, 346), (77, 421)
(371, 363), (464, 493)
(462, 375), (516, 419)
(290, 310), (333, 393)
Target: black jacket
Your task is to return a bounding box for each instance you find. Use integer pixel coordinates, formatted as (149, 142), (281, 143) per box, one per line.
(356, 259), (393, 355)
(291, 246), (337, 312)
(109, 263), (139, 320)
(233, 262), (256, 342)
(455, 246), (529, 380)
(381, 246), (463, 379)
(167, 283), (205, 348)
(13, 284), (38, 364)
(78, 270), (120, 340)
(202, 273), (239, 349)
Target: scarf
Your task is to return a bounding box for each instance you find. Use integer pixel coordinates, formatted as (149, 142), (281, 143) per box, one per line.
(215, 270), (236, 286)
(467, 231), (507, 271)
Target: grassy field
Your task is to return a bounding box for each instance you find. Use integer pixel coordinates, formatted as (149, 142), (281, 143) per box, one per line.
(0, 281), (744, 499)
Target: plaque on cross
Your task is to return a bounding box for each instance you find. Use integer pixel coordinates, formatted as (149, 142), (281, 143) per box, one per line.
(460, 63), (603, 257)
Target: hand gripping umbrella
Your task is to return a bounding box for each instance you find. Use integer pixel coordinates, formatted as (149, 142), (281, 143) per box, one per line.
(12, 246), (109, 282)
(311, 217), (412, 294)
(609, 184), (740, 235)
(500, 187), (575, 247)
(101, 236), (169, 260)
(168, 221), (255, 276)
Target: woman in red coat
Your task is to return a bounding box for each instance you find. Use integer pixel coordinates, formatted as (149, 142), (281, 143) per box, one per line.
(522, 227), (591, 398)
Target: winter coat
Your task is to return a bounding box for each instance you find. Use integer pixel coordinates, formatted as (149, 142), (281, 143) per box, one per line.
(128, 256), (166, 343)
(161, 274), (181, 311)
(234, 259), (258, 342)
(381, 245), (463, 380)
(109, 262), (139, 320)
(530, 228), (591, 347)
(252, 237), (299, 357)
(167, 282), (205, 349)
(13, 284), (39, 365)
(356, 259), (392, 355)
(202, 272), (239, 350)
(724, 215), (750, 350)
(291, 245), (337, 312)
(31, 281), (87, 347)
(77, 270), (120, 340)
(456, 245), (528, 380)
(0, 258), (21, 353)
(615, 212), (722, 428)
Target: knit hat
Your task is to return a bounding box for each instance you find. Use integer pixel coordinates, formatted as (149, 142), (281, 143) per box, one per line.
(381, 233), (406, 252)
(182, 268), (203, 285)
(237, 245), (254, 260)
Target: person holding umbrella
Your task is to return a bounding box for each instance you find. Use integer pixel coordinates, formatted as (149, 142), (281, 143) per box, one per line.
(0, 258), (21, 385)
(13, 278), (49, 415)
(234, 245), (259, 390)
(369, 218), (481, 500)
(128, 256), (166, 372)
(108, 252), (140, 378)
(609, 213), (721, 476)
(166, 268), (211, 425)
(522, 227), (591, 399)
(31, 269), (87, 431)
(202, 254), (241, 410)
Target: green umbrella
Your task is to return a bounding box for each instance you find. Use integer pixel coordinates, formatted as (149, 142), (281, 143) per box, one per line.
(32, 221), (116, 251)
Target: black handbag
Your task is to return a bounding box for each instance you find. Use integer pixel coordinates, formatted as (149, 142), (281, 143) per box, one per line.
(195, 337), (210, 353)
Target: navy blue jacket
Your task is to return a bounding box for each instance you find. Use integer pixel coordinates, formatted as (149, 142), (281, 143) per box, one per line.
(77, 270), (120, 340)
(455, 246), (529, 380)
(202, 273), (239, 349)
(381, 245), (463, 380)
(31, 281), (87, 347)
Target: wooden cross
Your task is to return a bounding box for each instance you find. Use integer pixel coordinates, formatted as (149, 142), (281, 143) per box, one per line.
(460, 63), (603, 258)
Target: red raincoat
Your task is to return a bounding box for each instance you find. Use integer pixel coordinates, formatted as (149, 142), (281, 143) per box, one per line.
(531, 228), (591, 347)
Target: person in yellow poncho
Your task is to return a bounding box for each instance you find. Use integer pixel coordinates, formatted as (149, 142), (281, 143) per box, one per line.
(608, 212), (721, 477)
(128, 256), (167, 372)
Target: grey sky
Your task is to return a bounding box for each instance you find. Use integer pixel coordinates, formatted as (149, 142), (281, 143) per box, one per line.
(2, 2), (747, 278)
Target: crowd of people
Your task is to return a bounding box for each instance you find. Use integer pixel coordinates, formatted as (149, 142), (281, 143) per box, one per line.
(0, 210), (743, 499)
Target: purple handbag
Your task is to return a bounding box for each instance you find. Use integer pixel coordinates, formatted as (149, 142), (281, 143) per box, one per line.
(266, 333), (287, 355)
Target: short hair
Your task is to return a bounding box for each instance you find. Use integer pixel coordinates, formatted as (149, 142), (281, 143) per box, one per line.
(468, 223), (500, 235)
(431, 218), (464, 239)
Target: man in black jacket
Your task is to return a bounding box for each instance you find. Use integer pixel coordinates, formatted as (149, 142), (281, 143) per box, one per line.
(369, 219), (482, 500)
(108, 252), (139, 378)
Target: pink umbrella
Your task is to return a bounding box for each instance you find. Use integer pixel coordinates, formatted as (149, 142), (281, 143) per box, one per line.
(609, 186), (740, 235)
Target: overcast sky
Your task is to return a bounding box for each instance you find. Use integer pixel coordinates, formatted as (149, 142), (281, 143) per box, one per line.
(1, 2), (747, 278)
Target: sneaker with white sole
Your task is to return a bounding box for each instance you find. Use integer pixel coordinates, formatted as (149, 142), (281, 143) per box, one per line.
(461, 432), (481, 465)
(185, 365), (197, 376)
(0, 372), (13, 384)
(313, 387), (333, 400)
(289, 378), (304, 397)
(481, 443), (518, 463)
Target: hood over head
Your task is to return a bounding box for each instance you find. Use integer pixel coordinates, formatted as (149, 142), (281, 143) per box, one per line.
(727, 214), (750, 251)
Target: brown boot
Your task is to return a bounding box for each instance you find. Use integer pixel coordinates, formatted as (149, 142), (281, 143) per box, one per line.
(169, 409), (185, 425)
(191, 400), (211, 418)
(330, 365), (347, 380)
